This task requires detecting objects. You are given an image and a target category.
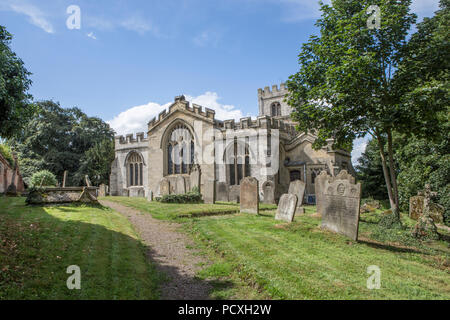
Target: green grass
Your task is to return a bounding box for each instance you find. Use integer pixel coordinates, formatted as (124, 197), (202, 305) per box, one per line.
(0, 197), (162, 300)
(107, 197), (450, 300)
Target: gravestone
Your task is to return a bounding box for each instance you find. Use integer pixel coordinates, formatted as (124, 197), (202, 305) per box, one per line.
(85, 175), (92, 187)
(98, 184), (107, 197)
(203, 180), (216, 204)
(240, 177), (259, 214)
(229, 185), (240, 203)
(159, 178), (170, 196)
(412, 185), (439, 239)
(216, 182), (229, 202)
(409, 194), (444, 223)
(321, 178), (361, 240)
(262, 181), (275, 204)
(275, 194), (298, 223)
(147, 190), (153, 202)
(190, 166), (200, 191)
(62, 171), (68, 188)
(288, 180), (305, 206)
(175, 176), (186, 195)
(316, 170), (355, 215)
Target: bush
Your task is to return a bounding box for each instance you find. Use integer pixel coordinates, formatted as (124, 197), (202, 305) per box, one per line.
(160, 191), (203, 204)
(0, 144), (14, 166)
(30, 170), (57, 187)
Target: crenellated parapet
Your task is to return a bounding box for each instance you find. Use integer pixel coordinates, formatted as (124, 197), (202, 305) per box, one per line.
(114, 132), (148, 150)
(215, 115), (297, 138)
(148, 95), (216, 132)
(257, 83), (287, 99)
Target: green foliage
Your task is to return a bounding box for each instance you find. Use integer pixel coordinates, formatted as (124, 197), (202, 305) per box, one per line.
(160, 191), (203, 204)
(8, 100), (115, 186)
(0, 143), (14, 166)
(30, 170), (57, 187)
(0, 26), (35, 139)
(355, 139), (388, 200)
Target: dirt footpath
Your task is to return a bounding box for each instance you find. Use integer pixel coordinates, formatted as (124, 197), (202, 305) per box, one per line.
(99, 200), (212, 300)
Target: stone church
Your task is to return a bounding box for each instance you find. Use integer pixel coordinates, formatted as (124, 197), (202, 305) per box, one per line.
(110, 83), (353, 203)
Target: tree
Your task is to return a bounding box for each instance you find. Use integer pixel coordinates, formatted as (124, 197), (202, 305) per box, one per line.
(0, 26), (35, 139)
(9, 100), (115, 186)
(30, 170), (57, 187)
(285, 0), (444, 223)
(355, 138), (388, 200)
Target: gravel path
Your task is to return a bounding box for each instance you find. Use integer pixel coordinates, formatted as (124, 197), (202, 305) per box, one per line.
(99, 200), (212, 300)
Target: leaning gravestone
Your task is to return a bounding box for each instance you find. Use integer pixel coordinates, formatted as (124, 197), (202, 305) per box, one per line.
(175, 176), (186, 195)
(62, 170), (68, 188)
(85, 175), (92, 187)
(262, 181), (275, 204)
(203, 180), (216, 204)
(321, 178), (361, 240)
(288, 180), (305, 214)
(159, 178), (170, 196)
(240, 177), (259, 214)
(275, 194), (298, 223)
(216, 182), (229, 202)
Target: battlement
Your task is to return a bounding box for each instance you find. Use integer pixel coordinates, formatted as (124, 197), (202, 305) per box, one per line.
(258, 83), (287, 98)
(148, 96), (216, 131)
(115, 132), (148, 145)
(215, 115), (297, 137)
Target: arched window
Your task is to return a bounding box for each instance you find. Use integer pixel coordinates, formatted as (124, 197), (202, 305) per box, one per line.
(226, 139), (250, 186)
(127, 152), (144, 186)
(271, 102), (281, 116)
(167, 123), (195, 175)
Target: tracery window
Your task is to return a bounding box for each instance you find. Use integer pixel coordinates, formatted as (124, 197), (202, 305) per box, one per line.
(271, 102), (281, 116)
(167, 123), (195, 175)
(127, 152), (143, 186)
(226, 139), (250, 186)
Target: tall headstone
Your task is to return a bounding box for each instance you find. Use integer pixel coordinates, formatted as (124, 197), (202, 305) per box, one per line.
(62, 170), (68, 188)
(203, 180), (216, 204)
(321, 178), (361, 240)
(288, 180), (306, 212)
(275, 194), (298, 223)
(412, 184), (439, 240)
(262, 181), (275, 204)
(85, 175), (92, 187)
(159, 178), (170, 196)
(315, 171), (329, 215)
(240, 177), (259, 214)
(190, 166), (201, 191)
(175, 176), (186, 195)
(216, 182), (229, 202)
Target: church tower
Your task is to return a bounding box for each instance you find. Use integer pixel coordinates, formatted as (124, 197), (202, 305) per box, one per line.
(257, 83), (293, 121)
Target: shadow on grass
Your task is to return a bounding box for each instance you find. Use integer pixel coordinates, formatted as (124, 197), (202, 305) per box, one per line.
(0, 198), (232, 300)
(358, 239), (425, 254)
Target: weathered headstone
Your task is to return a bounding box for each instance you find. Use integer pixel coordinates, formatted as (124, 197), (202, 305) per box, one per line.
(62, 171), (68, 188)
(321, 178), (361, 240)
(240, 177), (259, 214)
(412, 184), (439, 239)
(98, 184), (107, 197)
(216, 182), (229, 202)
(78, 187), (99, 204)
(159, 178), (170, 196)
(262, 181), (275, 204)
(175, 176), (186, 195)
(288, 180), (306, 213)
(275, 194), (298, 223)
(315, 170), (355, 215)
(85, 175), (92, 187)
(203, 180), (216, 204)
(190, 166), (201, 191)
(410, 194), (444, 223)
(147, 190), (153, 202)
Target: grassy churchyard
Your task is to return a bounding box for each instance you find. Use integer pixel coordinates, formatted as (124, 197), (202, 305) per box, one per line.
(1, 195), (449, 300)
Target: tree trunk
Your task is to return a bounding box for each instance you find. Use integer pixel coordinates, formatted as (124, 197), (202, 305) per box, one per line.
(387, 128), (400, 219)
(375, 131), (396, 212)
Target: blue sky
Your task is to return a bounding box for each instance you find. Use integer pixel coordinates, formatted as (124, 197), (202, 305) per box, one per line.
(0, 0), (440, 163)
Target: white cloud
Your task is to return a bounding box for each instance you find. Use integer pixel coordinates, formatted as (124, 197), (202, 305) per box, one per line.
(351, 137), (369, 166)
(87, 32), (97, 40)
(193, 30), (221, 48)
(107, 92), (246, 136)
(120, 16), (160, 36)
(1, 1), (54, 33)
